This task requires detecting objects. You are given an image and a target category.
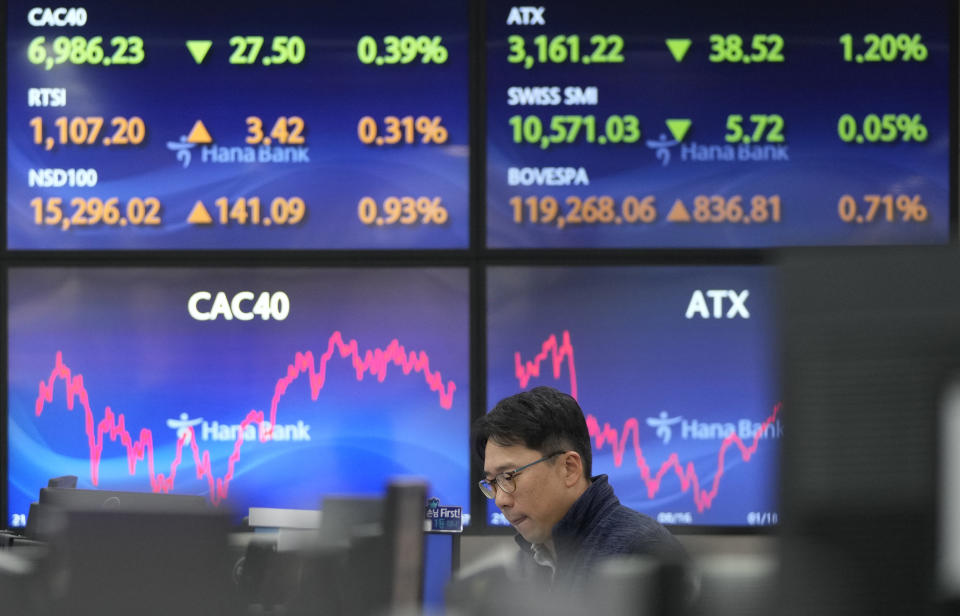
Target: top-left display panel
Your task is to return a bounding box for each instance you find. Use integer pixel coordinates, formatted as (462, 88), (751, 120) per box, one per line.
(6, 2), (469, 250)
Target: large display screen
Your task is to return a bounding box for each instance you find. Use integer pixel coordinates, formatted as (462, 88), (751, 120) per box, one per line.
(486, 0), (950, 247)
(487, 266), (779, 527)
(6, 1), (469, 249)
(7, 267), (470, 527)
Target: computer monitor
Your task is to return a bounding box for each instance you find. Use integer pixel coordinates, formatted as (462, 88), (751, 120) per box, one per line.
(239, 485), (458, 615)
(486, 265), (779, 530)
(26, 486), (209, 540)
(778, 248), (955, 615)
(39, 486), (209, 511)
(7, 267), (470, 528)
(339, 481), (428, 614)
(43, 509), (238, 616)
(318, 496), (383, 547)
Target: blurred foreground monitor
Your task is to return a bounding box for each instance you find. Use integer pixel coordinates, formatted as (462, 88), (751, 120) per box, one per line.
(779, 248), (959, 616)
(44, 509), (237, 616)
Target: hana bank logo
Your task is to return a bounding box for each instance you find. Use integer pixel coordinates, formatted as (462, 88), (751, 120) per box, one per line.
(646, 411), (683, 445)
(646, 411), (783, 443)
(166, 412), (203, 444)
(166, 412), (312, 443)
(645, 134), (680, 166)
(166, 136), (196, 168)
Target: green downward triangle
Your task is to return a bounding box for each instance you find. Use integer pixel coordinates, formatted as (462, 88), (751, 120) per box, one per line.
(665, 38), (692, 62)
(186, 40), (213, 64)
(666, 118), (692, 142)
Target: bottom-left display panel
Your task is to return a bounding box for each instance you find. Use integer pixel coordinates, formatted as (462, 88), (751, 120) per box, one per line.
(6, 266), (470, 526)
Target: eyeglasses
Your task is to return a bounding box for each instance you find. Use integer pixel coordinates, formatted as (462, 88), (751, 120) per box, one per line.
(478, 450), (566, 499)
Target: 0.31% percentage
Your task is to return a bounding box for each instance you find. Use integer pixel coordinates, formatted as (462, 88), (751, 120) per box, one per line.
(357, 115), (448, 145)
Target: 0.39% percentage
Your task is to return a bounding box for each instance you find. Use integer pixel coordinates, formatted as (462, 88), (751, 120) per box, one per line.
(357, 35), (448, 65)
(357, 116), (448, 145)
(358, 196), (448, 226)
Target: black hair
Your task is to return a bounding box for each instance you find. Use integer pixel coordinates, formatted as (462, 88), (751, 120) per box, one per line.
(472, 386), (592, 478)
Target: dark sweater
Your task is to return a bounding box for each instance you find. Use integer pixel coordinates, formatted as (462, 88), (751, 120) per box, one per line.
(514, 474), (687, 589)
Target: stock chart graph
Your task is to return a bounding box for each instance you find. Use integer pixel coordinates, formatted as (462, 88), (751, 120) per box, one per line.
(488, 266), (779, 527)
(7, 267), (470, 527)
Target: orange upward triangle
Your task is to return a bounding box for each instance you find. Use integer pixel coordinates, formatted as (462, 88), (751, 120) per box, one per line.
(666, 199), (691, 223)
(187, 201), (213, 225)
(186, 120), (213, 144)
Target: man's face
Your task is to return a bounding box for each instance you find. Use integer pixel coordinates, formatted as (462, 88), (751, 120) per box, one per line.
(483, 441), (569, 545)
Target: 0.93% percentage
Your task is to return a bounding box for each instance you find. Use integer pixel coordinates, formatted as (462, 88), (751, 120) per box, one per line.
(358, 196), (448, 226)
(839, 33), (928, 62)
(357, 116), (448, 145)
(357, 35), (448, 65)
(838, 194), (928, 223)
(837, 113), (927, 143)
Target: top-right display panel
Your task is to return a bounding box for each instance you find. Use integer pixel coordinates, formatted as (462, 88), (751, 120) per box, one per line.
(486, 1), (950, 248)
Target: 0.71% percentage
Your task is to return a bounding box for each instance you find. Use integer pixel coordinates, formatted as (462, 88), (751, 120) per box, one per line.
(358, 196), (448, 226)
(357, 115), (448, 145)
(838, 194), (928, 223)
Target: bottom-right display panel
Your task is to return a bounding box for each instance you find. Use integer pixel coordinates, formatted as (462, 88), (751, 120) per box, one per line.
(486, 265), (779, 528)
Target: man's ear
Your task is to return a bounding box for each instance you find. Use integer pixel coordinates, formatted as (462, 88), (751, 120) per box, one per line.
(562, 451), (583, 487)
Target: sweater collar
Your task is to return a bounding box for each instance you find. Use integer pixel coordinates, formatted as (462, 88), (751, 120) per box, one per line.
(514, 474), (617, 558)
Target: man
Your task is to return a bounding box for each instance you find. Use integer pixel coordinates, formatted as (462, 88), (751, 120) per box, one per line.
(473, 386), (689, 589)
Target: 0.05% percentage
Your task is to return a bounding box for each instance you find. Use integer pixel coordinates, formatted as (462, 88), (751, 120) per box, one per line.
(837, 113), (927, 143)
(357, 115), (448, 145)
(357, 35), (448, 65)
(358, 196), (448, 226)
(838, 194), (928, 223)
